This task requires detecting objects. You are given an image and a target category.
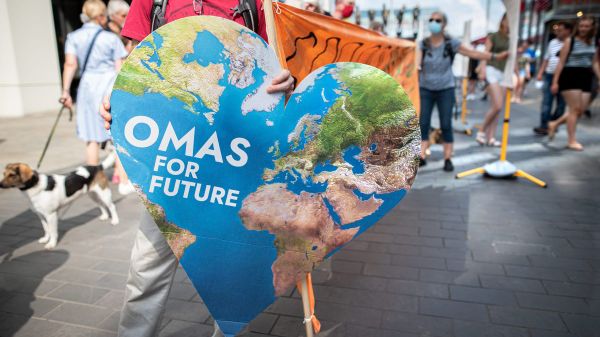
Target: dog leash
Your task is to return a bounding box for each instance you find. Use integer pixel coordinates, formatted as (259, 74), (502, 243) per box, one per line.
(36, 99), (73, 170)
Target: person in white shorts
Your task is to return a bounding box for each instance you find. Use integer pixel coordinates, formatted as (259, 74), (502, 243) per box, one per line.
(476, 14), (510, 147)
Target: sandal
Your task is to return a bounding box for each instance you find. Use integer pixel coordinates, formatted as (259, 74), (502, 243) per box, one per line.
(567, 143), (584, 151)
(476, 132), (486, 146)
(488, 138), (501, 147)
(548, 121), (558, 141)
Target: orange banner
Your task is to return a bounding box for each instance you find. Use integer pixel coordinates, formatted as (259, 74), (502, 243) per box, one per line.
(273, 3), (419, 110)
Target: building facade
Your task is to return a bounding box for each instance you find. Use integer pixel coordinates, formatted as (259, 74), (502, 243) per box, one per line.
(1, 0), (62, 118)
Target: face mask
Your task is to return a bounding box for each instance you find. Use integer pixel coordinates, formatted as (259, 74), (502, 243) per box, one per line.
(429, 21), (443, 34)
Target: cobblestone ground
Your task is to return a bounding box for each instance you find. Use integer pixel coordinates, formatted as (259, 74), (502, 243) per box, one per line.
(0, 94), (599, 337)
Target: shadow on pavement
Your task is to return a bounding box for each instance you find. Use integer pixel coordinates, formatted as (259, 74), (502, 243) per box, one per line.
(0, 250), (69, 337)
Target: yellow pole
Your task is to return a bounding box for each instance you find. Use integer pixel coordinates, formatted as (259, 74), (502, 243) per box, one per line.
(500, 89), (512, 162)
(461, 77), (468, 125)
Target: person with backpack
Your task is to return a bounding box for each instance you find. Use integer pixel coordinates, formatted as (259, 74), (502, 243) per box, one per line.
(98, 1), (294, 337)
(60, 0), (128, 166)
(549, 15), (600, 151)
(417, 11), (507, 172)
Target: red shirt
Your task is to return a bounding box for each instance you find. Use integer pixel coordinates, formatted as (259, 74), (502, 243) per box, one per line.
(122, 0), (268, 43)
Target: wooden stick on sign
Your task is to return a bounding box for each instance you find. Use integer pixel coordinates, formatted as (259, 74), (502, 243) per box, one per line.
(300, 275), (315, 337)
(262, 2), (314, 336)
(262, 0), (285, 66)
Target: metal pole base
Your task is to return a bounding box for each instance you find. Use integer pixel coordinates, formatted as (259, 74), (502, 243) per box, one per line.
(456, 160), (547, 188)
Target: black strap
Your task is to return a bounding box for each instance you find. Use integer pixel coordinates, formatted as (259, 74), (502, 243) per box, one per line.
(151, 0), (259, 33)
(152, 0), (168, 32)
(81, 29), (103, 75)
(421, 36), (456, 68)
(233, 0), (259, 33)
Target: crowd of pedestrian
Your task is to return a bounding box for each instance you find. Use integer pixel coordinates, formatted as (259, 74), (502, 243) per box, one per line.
(414, 12), (599, 171)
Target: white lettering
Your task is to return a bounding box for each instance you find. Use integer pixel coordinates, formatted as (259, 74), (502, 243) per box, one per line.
(226, 138), (251, 167)
(195, 184), (211, 202)
(225, 189), (240, 207)
(149, 175), (163, 193)
(210, 186), (226, 205)
(158, 123), (195, 156)
(124, 116), (159, 148)
(153, 155), (167, 172)
(185, 161), (199, 179)
(166, 158), (185, 176)
(181, 180), (195, 198)
(195, 131), (223, 163)
(164, 178), (180, 197)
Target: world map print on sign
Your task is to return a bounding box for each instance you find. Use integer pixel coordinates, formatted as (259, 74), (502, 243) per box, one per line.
(111, 15), (420, 337)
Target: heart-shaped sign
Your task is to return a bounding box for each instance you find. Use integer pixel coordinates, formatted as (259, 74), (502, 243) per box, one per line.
(111, 16), (419, 336)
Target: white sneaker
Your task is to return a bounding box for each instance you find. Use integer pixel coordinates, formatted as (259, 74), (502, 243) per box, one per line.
(118, 181), (135, 196)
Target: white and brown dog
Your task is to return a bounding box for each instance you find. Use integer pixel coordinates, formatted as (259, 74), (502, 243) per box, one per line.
(0, 155), (119, 249)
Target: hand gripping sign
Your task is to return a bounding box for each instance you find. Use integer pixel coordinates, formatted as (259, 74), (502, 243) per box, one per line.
(111, 16), (419, 336)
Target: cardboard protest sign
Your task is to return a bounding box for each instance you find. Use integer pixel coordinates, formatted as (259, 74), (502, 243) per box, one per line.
(111, 16), (419, 336)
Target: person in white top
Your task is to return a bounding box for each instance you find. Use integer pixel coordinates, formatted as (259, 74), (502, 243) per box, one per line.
(533, 21), (572, 135)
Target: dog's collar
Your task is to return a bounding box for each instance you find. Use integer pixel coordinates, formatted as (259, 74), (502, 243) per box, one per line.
(19, 172), (39, 191)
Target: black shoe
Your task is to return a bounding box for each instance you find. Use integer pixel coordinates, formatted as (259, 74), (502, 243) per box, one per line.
(584, 110), (592, 118)
(533, 127), (548, 136)
(443, 159), (454, 172)
(419, 158), (427, 167)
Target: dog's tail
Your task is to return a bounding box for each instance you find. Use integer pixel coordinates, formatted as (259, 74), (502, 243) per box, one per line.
(101, 152), (116, 170)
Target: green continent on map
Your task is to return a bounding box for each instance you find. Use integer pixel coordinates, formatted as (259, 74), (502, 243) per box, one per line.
(113, 17), (271, 123)
(242, 64), (420, 296)
(265, 65), (419, 190)
(114, 25), (225, 117)
(142, 197), (196, 260)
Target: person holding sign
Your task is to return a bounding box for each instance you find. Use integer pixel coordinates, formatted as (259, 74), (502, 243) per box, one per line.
(550, 16), (600, 151)
(417, 11), (507, 171)
(99, 1), (294, 337)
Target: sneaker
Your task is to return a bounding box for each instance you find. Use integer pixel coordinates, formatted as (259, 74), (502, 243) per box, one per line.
(419, 158), (427, 167)
(443, 159), (454, 172)
(533, 127), (548, 136)
(118, 182), (135, 196)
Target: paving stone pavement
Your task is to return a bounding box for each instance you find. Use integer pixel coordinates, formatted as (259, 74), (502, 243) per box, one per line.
(1, 93), (599, 337)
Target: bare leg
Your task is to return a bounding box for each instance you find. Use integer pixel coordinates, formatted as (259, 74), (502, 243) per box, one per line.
(557, 90), (585, 148)
(86, 141), (100, 166)
(566, 92), (591, 148)
(115, 155), (130, 184)
(420, 140), (430, 159)
(443, 142), (453, 160)
(481, 84), (504, 141)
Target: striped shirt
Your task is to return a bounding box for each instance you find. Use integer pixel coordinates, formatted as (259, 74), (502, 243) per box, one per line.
(565, 39), (596, 68)
(544, 38), (563, 74)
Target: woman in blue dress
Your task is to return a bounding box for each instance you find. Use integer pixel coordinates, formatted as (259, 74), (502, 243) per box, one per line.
(60, 0), (128, 165)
